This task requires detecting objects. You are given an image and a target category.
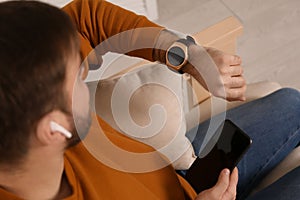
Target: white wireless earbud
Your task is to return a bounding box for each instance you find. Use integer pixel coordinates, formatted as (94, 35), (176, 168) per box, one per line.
(50, 121), (72, 139)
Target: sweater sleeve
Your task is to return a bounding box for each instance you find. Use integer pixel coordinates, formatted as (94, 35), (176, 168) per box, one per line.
(62, 0), (164, 62)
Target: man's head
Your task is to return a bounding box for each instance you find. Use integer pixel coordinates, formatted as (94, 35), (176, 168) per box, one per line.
(0, 1), (91, 167)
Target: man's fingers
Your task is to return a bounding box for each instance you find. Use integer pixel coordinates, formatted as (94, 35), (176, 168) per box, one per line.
(230, 55), (242, 65)
(226, 85), (247, 101)
(195, 169), (238, 200)
(212, 76), (246, 101)
(227, 65), (244, 76)
(224, 76), (246, 88)
(212, 169), (231, 196)
(222, 167), (238, 200)
(192, 46), (246, 102)
(228, 168), (239, 195)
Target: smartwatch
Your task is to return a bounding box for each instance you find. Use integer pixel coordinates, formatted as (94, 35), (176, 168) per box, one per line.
(166, 36), (196, 72)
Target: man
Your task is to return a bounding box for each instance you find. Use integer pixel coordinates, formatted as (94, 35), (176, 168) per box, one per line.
(0, 1), (239, 199)
(1, 1), (300, 200)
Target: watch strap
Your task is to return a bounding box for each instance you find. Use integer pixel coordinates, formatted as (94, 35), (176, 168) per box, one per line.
(177, 35), (196, 47)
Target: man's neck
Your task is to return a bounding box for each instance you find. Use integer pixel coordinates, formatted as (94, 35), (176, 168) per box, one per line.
(0, 148), (72, 200)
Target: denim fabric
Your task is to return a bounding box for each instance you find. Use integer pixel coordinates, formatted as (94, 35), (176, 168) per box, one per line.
(246, 166), (300, 200)
(185, 88), (300, 199)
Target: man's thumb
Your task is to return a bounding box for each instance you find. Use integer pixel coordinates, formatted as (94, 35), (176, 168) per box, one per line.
(213, 169), (230, 195)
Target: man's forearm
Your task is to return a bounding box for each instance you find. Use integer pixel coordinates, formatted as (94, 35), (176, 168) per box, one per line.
(63, 0), (165, 62)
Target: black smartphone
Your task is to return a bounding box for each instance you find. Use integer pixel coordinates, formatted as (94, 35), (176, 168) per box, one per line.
(185, 119), (252, 193)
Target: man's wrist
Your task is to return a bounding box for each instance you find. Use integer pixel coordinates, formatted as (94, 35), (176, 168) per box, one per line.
(153, 29), (199, 73)
(178, 43), (199, 73)
(153, 29), (181, 64)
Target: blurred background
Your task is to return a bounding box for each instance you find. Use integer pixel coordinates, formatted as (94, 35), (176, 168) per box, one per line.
(156, 0), (300, 90)
(1, 0), (299, 89)
(105, 0), (300, 90)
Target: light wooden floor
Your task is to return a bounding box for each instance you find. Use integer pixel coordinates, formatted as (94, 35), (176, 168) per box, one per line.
(156, 0), (300, 90)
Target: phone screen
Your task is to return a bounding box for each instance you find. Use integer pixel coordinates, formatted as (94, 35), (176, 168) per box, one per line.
(185, 119), (252, 193)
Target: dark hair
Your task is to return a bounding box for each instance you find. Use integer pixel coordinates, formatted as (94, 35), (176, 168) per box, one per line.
(0, 1), (79, 166)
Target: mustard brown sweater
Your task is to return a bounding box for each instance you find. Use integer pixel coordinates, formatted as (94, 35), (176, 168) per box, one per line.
(0, 0), (197, 199)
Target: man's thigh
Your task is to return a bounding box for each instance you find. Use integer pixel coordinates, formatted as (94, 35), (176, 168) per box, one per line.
(186, 88), (300, 199)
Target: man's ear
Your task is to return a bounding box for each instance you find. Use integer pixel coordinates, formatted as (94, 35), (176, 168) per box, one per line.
(35, 111), (71, 145)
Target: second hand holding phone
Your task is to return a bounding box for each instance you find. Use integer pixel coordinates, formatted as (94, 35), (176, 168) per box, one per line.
(185, 119), (252, 193)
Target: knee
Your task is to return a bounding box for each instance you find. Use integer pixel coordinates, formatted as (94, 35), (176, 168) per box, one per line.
(274, 88), (300, 100)
(272, 88), (300, 105)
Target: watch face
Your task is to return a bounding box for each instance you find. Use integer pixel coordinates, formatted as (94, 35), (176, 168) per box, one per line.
(167, 46), (185, 66)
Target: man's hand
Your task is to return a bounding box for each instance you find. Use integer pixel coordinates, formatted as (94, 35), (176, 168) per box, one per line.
(195, 168), (239, 200)
(181, 45), (246, 101)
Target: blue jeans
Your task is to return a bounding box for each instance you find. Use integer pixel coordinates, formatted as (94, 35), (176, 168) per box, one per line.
(185, 88), (300, 199)
(247, 166), (300, 200)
